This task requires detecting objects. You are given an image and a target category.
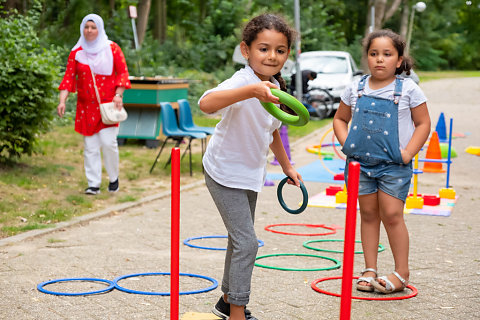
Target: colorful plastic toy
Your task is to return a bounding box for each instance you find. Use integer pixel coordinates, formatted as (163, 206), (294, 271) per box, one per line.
(465, 146), (480, 156)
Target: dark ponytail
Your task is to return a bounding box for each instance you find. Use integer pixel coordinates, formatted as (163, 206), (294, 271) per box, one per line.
(397, 56), (414, 75)
(273, 72), (295, 115)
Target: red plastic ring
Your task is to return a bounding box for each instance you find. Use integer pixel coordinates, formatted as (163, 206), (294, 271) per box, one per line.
(311, 276), (418, 301)
(332, 129), (346, 160)
(264, 223), (336, 236)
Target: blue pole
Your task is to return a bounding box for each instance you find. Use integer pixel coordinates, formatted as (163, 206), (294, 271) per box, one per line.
(445, 118), (453, 188)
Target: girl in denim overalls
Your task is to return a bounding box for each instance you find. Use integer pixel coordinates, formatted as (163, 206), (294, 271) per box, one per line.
(334, 30), (431, 294)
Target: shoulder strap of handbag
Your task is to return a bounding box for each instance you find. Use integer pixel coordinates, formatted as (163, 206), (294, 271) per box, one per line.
(88, 63), (102, 106)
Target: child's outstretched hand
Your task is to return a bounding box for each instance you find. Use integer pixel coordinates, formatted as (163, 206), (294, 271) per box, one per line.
(254, 81), (281, 104)
(283, 167), (303, 188)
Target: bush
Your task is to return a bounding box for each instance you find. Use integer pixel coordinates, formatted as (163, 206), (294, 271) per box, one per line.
(0, 4), (60, 160)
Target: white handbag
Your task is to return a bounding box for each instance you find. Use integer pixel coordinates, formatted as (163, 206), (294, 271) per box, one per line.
(89, 66), (128, 125)
(99, 101), (127, 125)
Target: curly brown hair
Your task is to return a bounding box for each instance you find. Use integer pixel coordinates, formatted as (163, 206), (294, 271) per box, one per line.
(363, 29), (414, 75)
(242, 13), (297, 114)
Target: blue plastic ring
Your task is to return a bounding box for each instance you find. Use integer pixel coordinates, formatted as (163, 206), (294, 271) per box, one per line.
(277, 177), (309, 214)
(113, 272), (218, 295)
(37, 277), (115, 296)
(183, 235), (265, 251)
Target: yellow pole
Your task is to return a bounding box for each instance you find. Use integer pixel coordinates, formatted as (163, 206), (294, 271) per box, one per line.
(406, 152), (424, 209)
(413, 153), (419, 197)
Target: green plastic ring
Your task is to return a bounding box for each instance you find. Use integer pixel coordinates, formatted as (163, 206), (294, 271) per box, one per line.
(260, 88), (310, 126)
(254, 253), (341, 271)
(277, 177), (309, 214)
(303, 239), (386, 254)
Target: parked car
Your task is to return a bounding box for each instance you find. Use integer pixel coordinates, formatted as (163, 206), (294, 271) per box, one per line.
(291, 51), (363, 117)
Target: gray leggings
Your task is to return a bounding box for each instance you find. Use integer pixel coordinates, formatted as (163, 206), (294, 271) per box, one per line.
(205, 173), (258, 306)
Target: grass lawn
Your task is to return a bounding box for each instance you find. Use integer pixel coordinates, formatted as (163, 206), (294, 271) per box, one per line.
(417, 70), (480, 82)
(0, 116), (329, 238)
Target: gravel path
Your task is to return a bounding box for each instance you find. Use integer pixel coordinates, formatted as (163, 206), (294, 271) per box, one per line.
(1, 77), (479, 320)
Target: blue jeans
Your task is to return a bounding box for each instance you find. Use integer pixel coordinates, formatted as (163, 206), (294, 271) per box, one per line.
(345, 157), (412, 202)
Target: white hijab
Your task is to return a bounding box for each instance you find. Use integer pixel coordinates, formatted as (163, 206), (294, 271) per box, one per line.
(73, 14), (113, 75)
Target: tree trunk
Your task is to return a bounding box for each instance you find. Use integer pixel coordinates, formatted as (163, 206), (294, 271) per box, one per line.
(198, 0), (207, 22)
(153, 0), (167, 43)
(137, 0), (152, 46)
(399, 0), (410, 39)
(365, 0), (403, 35)
(375, 0), (387, 30)
(383, 0), (402, 24)
(5, 0), (24, 13)
(109, 0), (115, 15)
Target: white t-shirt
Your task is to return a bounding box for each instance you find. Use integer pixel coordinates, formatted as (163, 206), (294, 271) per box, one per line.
(199, 66), (282, 192)
(341, 76), (427, 149)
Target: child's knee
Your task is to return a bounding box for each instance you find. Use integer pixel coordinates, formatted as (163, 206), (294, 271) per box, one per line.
(360, 202), (380, 223)
(381, 209), (404, 226)
(247, 238), (259, 255)
(240, 237), (258, 258)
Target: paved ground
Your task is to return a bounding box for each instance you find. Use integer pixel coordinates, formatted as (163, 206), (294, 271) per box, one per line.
(1, 77), (479, 320)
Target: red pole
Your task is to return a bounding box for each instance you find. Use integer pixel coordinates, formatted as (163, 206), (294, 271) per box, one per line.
(170, 147), (180, 320)
(340, 161), (360, 320)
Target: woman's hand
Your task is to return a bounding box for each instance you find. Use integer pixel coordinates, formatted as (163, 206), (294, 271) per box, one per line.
(113, 95), (123, 110)
(57, 102), (66, 118)
(57, 90), (69, 117)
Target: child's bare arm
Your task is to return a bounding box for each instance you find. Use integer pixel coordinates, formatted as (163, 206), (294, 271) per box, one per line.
(270, 129), (302, 187)
(401, 102), (431, 163)
(333, 101), (352, 146)
(199, 81), (280, 114)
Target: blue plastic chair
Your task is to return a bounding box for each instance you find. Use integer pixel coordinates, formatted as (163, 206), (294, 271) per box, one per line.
(177, 100), (214, 171)
(150, 102), (206, 175)
(177, 99), (215, 136)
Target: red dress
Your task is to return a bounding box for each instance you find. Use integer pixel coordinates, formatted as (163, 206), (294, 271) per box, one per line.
(59, 42), (131, 136)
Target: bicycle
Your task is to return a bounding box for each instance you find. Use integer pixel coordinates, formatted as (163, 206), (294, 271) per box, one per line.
(302, 87), (335, 120)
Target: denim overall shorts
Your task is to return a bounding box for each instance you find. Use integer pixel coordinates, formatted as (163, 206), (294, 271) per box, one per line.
(342, 75), (412, 201)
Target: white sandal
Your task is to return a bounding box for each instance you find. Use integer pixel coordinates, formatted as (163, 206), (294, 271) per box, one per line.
(356, 268), (377, 292)
(370, 271), (407, 294)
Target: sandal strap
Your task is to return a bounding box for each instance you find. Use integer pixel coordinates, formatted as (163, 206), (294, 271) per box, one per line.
(357, 276), (374, 284)
(360, 268), (377, 276)
(392, 271), (407, 285)
(377, 275), (395, 291)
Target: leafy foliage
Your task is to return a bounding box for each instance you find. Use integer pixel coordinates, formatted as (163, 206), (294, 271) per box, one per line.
(0, 0), (478, 148)
(0, 3), (60, 160)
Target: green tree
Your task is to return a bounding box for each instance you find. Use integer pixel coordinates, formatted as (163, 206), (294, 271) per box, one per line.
(0, 3), (60, 160)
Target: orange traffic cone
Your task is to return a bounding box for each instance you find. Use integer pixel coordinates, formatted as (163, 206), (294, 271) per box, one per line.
(423, 131), (445, 173)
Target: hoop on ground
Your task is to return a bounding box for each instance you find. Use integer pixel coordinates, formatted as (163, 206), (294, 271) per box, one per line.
(113, 272), (218, 296)
(277, 177), (308, 214)
(37, 277), (115, 296)
(255, 253), (341, 271)
(264, 223), (336, 236)
(331, 128), (346, 160)
(184, 235), (264, 251)
(303, 239), (385, 254)
(317, 127), (345, 176)
(311, 276), (418, 300)
(260, 89), (309, 126)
